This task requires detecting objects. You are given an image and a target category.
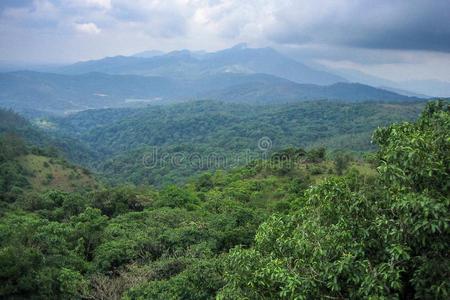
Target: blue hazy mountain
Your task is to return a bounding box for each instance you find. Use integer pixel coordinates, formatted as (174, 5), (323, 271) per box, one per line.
(0, 70), (419, 116)
(57, 44), (345, 85)
(0, 71), (180, 116)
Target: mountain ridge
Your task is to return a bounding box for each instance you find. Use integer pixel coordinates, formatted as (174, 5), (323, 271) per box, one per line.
(56, 45), (346, 85)
(0, 70), (420, 116)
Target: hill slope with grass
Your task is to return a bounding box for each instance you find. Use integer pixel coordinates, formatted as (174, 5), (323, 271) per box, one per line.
(0, 110), (99, 203)
(17, 154), (98, 192)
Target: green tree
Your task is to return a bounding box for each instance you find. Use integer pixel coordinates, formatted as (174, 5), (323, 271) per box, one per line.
(157, 185), (199, 209)
(69, 207), (108, 261)
(0, 212), (87, 299)
(334, 152), (351, 175)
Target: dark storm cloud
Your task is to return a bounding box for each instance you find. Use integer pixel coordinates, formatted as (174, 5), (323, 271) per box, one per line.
(267, 0), (450, 52)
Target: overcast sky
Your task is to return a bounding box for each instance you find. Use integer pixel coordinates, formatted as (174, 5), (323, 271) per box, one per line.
(0, 0), (449, 82)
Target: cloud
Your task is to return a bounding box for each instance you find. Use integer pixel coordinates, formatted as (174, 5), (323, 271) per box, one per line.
(83, 0), (111, 9)
(1, 0), (59, 26)
(75, 22), (101, 34)
(64, 0), (111, 10)
(263, 0), (450, 52)
(108, 0), (190, 38)
(3, 1), (447, 52)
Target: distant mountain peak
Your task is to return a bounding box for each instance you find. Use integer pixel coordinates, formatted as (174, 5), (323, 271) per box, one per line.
(132, 50), (164, 58)
(165, 49), (192, 58)
(230, 43), (248, 50)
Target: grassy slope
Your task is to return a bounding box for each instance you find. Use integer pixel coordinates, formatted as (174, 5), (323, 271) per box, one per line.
(17, 154), (99, 192)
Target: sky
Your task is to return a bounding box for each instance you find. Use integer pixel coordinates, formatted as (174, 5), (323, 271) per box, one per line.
(0, 0), (449, 82)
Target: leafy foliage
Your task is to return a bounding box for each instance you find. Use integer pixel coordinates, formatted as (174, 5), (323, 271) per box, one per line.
(220, 100), (450, 299)
(0, 101), (447, 299)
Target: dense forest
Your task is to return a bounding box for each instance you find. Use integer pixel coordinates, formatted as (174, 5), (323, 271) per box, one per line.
(0, 100), (448, 299)
(44, 100), (425, 186)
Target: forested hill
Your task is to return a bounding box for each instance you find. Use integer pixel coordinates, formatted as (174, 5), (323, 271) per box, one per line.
(0, 108), (98, 164)
(0, 108), (48, 146)
(0, 110), (99, 205)
(54, 100), (425, 153)
(48, 100), (425, 185)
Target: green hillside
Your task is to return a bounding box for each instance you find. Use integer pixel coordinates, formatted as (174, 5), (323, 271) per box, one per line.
(0, 110), (99, 204)
(18, 154), (98, 192)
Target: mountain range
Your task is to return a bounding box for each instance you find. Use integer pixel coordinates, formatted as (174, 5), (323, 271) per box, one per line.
(0, 70), (420, 116)
(0, 44), (427, 116)
(57, 43), (345, 85)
